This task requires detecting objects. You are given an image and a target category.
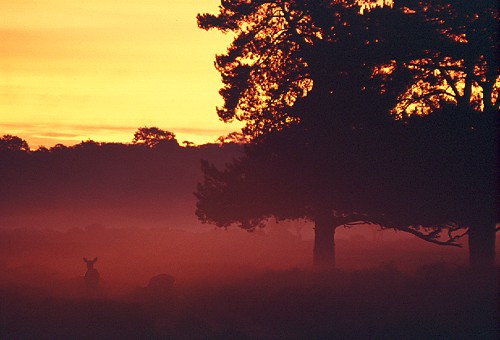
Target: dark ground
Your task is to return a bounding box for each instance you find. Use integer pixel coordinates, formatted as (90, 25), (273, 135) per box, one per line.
(0, 266), (497, 339)
(0, 226), (498, 339)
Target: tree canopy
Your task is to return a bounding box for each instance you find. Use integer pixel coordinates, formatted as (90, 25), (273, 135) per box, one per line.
(198, 0), (498, 133)
(0, 134), (30, 152)
(387, 0), (498, 114)
(132, 127), (178, 148)
(198, 0), (404, 136)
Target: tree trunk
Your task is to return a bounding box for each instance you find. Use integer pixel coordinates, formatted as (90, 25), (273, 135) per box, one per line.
(459, 58), (474, 109)
(313, 211), (338, 267)
(468, 223), (496, 269)
(482, 82), (493, 112)
(467, 223), (497, 337)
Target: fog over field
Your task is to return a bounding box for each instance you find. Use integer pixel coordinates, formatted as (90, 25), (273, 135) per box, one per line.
(1, 221), (498, 338)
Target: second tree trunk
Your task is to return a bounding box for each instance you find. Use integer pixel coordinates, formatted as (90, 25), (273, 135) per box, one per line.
(313, 211), (338, 267)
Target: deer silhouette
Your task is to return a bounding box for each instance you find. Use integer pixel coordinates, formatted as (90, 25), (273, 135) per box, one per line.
(83, 257), (100, 289)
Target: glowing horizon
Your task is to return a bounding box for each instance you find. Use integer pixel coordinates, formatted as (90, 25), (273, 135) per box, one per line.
(0, 0), (243, 148)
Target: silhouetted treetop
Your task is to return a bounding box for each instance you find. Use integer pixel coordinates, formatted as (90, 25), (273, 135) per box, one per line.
(132, 127), (178, 148)
(199, 1), (498, 136)
(216, 131), (251, 145)
(73, 139), (101, 150)
(385, 0), (499, 114)
(198, 1), (394, 136)
(0, 134), (30, 152)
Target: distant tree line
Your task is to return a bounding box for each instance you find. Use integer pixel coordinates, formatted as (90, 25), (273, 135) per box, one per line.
(1, 127), (180, 153)
(0, 128), (241, 230)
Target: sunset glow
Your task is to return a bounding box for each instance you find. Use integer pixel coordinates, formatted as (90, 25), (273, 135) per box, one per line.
(0, 0), (243, 148)
(0, 2), (497, 337)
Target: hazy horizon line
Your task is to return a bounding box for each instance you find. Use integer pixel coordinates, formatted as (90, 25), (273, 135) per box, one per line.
(0, 122), (241, 149)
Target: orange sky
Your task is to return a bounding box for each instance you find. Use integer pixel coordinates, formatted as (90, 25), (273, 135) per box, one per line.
(0, 0), (243, 148)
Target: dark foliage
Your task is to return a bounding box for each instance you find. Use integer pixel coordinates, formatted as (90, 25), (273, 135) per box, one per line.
(132, 127), (179, 148)
(196, 0), (499, 267)
(0, 134), (30, 152)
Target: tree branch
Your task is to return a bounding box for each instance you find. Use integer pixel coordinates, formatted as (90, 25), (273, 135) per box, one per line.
(407, 62), (462, 72)
(437, 69), (461, 100)
(406, 61), (462, 100)
(344, 221), (372, 227)
(396, 225), (463, 247)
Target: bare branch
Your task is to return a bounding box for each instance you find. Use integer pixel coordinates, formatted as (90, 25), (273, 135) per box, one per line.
(396, 225), (463, 247)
